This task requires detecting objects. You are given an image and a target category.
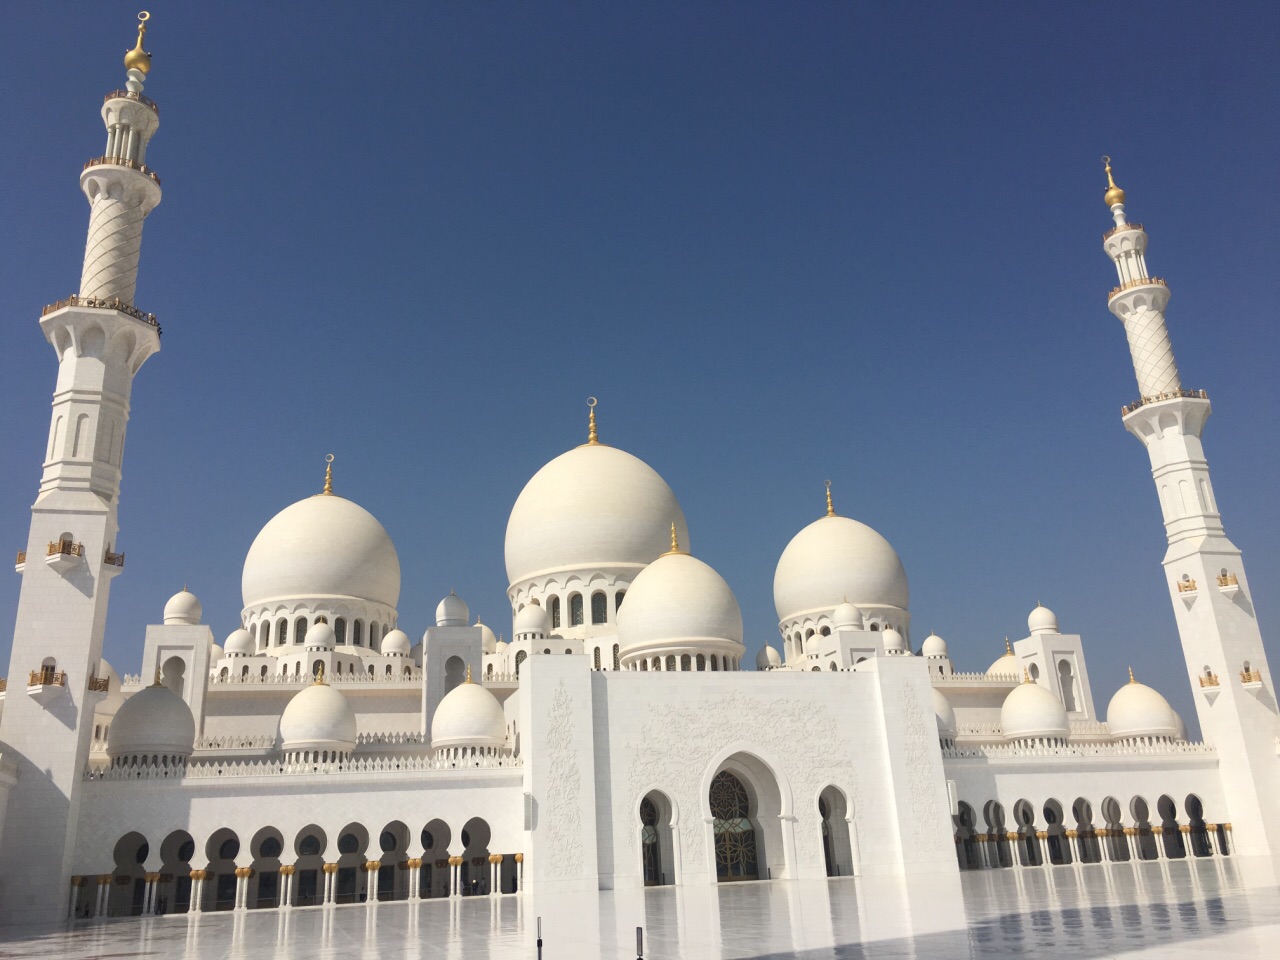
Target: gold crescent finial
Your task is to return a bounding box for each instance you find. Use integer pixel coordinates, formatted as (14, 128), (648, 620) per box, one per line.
(1128, 665), (1136, 684)
(825, 480), (835, 518)
(322, 454), (334, 495)
(314, 661), (326, 685)
(152, 667), (162, 687)
(1023, 667), (1032, 684)
(465, 663), (472, 683)
(586, 397), (599, 445)
(125, 12), (152, 75)
(1005, 637), (1013, 655)
(1102, 155), (1126, 207)
(671, 522), (679, 553)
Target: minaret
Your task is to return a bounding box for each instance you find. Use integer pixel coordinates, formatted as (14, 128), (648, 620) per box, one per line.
(1103, 159), (1280, 857)
(0, 13), (163, 921)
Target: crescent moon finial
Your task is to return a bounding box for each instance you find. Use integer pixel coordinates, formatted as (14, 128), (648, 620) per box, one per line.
(586, 397), (599, 445)
(322, 454), (335, 495)
(825, 480), (835, 518)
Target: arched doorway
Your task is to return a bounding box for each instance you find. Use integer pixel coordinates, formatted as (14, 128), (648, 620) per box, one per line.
(1013, 800), (1041, 867)
(1185, 794), (1212, 857)
(1101, 797), (1128, 862)
(710, 771), (759, 881)
(205, 829), (241, 911)
(1071, 797), (1100, 864)
(109, 832), (149, 916)
(639, 791), (675, 886)
(377, 821), (409, 900)
(293, 826), (327, 906)
(1130, 797), (1157, 860)
(819, 786), (854, 877)
(1042, 799), (1071, 865)
(1157, 795), (1186, 859)
(158, 830), (195, 915)
(335, 823), (369, 903)
(953, 802), (980, 870)
(983, 801), (1011, 867)
(460, 818), (491, 895)
(420, 820), (451, 898)
(249, 827), (285, 908)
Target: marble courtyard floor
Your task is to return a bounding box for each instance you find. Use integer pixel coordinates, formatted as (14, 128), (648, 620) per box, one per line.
(2, 858), (1277, 958)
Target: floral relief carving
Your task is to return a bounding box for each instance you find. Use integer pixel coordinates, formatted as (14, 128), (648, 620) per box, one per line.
(542, 680), (584, 877)
(626, 690), (861, 873)
(899, 683), (943, 853)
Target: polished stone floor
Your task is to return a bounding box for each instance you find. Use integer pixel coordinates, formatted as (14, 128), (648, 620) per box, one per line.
(3, 858), (1278, 958)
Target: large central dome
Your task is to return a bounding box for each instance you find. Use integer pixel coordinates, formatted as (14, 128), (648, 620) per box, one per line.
(242, 494), (401, 609)
(505, 443), (688, 587)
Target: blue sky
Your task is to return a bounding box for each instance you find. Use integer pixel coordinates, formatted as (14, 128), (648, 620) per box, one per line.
(2, 2), (1278, 733)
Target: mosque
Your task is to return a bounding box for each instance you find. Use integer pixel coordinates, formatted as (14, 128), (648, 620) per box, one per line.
(0, 14), (1277, 927)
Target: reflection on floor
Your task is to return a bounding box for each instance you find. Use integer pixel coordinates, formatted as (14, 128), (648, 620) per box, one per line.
(8, 858), (1280, 959)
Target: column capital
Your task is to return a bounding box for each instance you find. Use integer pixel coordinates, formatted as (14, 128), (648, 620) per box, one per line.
(234, 867), (254, 879)
(279, 864), (296, 876)
(322, 862), (339, 874)
(363, 861), (381, 872)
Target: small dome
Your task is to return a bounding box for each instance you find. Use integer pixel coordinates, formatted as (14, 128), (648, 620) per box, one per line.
(436, 592), (470, 627)
(224, 628), (254, 657)
(505, 442), (689, 588)
(756, 644), (782, 670)
(882, 627), (906, 654)
(921, 633), (948, 657)
(617, 550), (744, 659)
(107, 682), (196, 761)
(163, 589), (202, 625)
(381, 629), (411, 656)
(774, 515), (908, 624)
(431, 679), (507, 751)
(242, 494), (400, 612)
(514, 603), (550, 637)
(987, 640), (1019, 676)
(306, 622), (336, 650)
(1106, 672), (1181, 740)
(932, 687), (957, 740)
(279, 679), (357, 753)
(209, 641), (224, 662)
(1028, 604), (1059, 635)
(832, 601), (863, 630)
(476, 620), (498, 655)
(1001, 678), (1069, 741)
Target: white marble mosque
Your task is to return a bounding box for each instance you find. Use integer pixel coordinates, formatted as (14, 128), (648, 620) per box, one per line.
(0, 15), (1277, 953)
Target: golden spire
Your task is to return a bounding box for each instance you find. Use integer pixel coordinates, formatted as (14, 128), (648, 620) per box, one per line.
(662, 521), (687, 556)
(152, 667), (162, 687)
(825, 480), (835, 518)
(1102, 155), (1126, 207)
(1128, 665), (1136, 684)
(1005, 637), (1013, 655)
(465, 663), (473, 684)
(314, 662), (326, 685)
(1023, 667), (1032, 684)
(586, 397), (599, 445)
(322, 454), (334, 495)
(124, 12), (152, 75)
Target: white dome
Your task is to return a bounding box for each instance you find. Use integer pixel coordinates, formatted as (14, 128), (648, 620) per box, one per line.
(436, 592), (469, 627)
(987, 641), (1019, 676)
(1001, 679), (1069, 741)
(932, 687), (957, 739)
(431, 679), (507, 751)
(514, 603), (550, 637)
(306, 622), (336, 650)
(279, 680), (357, 753)
(209, 642), (224, 662)
(381, 629), (411, 656)
(1028, 604), (1059, 635)
(882, 627), (906, 653)
(832, 601), (863, 629)
(1107, 674), (1181, 740)
(773, 515), (908, 624)
(106, 683), (196, 760)
(242, 494), (400, 610)
(505, 443), (688, 587)
(224, 628), (254, 657)
(921, 633), (948, 657)
(756, 644), (782, 670)
(476, 621), (498, 655)
(163, 589), (202, 625)
(616, 551), (744, 658)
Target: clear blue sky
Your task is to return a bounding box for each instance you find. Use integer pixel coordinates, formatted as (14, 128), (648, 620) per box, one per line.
(3, 3), (1278, 734)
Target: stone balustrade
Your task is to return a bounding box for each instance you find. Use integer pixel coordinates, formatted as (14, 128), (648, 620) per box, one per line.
(84, 751), (521, 782)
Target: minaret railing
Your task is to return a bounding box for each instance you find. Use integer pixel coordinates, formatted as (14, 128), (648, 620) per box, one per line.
(103, 89), (158, 114)
(42, 296), (160, 331)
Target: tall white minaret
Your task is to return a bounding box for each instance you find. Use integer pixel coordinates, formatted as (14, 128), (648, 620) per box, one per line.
(0, 13), (163, 922)
(1103, 159), (1280, 857)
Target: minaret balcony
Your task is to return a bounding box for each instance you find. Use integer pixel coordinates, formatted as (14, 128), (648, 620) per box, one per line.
(1216, 572), (1240, 596)
(1108, 276), (1167, 300)
(103, 89), (158, 115)
(1102, 221), (1144, 241)
(46, 539), (84, 574)
(28, 668), (68, 705)
(104, 550), (125, 577)
(1120, 388), (1208, 416)
(14, 550), (24, 574)
(42, 296), (161, 334)
(82, 155), (161, 186)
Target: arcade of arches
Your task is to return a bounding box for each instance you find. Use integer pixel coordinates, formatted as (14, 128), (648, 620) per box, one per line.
(68, 817), (522, 919)
(951, 793), (1232, 871)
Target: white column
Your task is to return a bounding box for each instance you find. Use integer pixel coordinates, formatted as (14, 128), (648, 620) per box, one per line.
(407, 860), (420, 901)
(96, 875), (112, 918)
(323, 864), (337, 905)
(516, 854), (524, 891)
(280, 866), (294, 908)
(142, 873), (158, 916)
(365, 862), (379, 907)
(67, 878), (83, 919)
